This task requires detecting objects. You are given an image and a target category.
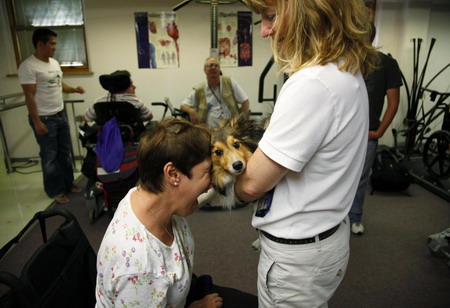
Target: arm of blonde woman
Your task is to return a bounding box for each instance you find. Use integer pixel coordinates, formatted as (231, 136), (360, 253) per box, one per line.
(235, 147), (288, 202)
(189, 293), (223, 308)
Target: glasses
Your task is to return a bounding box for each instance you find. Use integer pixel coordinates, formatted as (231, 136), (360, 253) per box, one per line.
(205, 63), (219, 68)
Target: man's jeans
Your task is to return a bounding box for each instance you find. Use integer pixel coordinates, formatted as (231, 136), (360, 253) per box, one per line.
(348, 139), (378, 224)
(29, 112), (74, 198)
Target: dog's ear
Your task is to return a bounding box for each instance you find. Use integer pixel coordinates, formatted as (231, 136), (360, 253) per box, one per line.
(231, 113), (264, 153)
(232, 112), (250, 128)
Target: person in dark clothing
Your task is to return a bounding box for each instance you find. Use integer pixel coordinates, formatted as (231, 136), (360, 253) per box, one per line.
(349, 23), (404, 235)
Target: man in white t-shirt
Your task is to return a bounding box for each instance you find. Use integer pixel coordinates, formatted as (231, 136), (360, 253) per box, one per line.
(180, 57), (249, 128)
(18, 28), (85, 204)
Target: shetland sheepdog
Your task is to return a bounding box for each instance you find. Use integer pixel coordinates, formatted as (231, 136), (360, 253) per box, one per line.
(198, 113), (263, 209)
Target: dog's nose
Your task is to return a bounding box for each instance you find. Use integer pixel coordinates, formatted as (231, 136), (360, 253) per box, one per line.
(232, 161), (243, 171)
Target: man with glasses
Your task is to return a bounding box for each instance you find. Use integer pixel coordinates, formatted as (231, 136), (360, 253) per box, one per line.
(180, 57), (250, 128)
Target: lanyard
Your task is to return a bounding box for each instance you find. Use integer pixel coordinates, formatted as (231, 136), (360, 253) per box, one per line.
(208, 83), (222, 104)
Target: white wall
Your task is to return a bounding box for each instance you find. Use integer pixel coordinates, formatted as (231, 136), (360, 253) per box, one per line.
(0, 0), (449, 160)
(0, 0), (278, 159)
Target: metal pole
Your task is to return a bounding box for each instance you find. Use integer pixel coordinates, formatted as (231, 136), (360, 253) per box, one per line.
(173, 0), (194, 11)
(211, 0), (218, 49)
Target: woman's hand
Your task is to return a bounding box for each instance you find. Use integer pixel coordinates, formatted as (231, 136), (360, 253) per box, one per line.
(189, 293), (223, 308)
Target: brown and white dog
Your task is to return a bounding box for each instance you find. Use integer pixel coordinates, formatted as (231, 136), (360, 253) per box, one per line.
(198, 113), (263, 209)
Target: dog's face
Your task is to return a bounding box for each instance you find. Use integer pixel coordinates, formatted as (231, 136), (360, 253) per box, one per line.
(211, 135), (253, 189)
(210, 113), (262, 192)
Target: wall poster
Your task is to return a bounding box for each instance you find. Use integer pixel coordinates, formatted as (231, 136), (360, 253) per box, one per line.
(135, 12), (180, 69)
(218, 11), (252, 67)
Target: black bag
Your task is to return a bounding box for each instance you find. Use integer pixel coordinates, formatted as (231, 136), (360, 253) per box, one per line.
(0, 208), (97, 308)
(371, 149), (411, 193)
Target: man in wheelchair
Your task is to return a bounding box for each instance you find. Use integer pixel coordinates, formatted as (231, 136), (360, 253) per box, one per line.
(83, 70), (153, 138)
(80, 70), (152, 221)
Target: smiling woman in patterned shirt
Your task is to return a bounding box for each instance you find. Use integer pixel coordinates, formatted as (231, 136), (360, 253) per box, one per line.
(95, 118), (222, 308)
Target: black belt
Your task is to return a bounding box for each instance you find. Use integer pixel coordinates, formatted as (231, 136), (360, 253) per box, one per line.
(261, 224), (340, 245)
(48, 110), (65, 117)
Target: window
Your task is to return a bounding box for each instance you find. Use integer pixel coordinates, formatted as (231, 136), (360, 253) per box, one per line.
(6, 0), (90, 74)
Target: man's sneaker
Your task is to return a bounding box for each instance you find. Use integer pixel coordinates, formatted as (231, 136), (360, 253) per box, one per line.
(351, 223), (364, 235)
(427, 227), (450, 257)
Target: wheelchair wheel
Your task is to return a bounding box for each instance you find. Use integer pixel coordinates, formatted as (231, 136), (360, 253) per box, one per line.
(87, 194), (106, 223)
(423, 130), (450, 179)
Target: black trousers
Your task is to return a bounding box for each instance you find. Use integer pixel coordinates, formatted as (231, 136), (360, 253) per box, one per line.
(185, 274), (258, 308)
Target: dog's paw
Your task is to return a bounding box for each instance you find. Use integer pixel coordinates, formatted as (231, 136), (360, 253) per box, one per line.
(251, 238), (260, 251)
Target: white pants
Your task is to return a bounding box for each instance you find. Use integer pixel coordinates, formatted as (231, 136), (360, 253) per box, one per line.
(257, 217), (350, 308)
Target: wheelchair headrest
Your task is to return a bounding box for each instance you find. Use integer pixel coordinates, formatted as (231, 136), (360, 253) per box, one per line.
(99, 73), (131, 93)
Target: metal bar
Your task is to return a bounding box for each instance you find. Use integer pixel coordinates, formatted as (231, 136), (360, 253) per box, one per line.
(416, 38), (437, 104)
(173, 0), (194, 11)
(0, 116), (13, 173)
(258, 56), (275, 103)
(0, 92), (24, 101)
(64, 100), (84, 170)
(211, 0), (218, 49)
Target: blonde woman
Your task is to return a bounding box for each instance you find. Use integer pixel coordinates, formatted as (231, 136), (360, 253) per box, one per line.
(236, 0), (379, 306)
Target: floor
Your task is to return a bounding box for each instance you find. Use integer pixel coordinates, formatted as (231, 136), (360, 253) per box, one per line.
(0, 157), (82, 247)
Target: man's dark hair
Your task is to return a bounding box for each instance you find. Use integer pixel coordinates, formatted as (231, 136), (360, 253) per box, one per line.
(32, 28), (57, 49)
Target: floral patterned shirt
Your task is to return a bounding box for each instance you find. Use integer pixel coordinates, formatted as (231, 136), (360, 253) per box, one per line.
(96, 187), (194, 307)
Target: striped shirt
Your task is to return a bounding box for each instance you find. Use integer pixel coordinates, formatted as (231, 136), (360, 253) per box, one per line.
(84, 93), (152, 122)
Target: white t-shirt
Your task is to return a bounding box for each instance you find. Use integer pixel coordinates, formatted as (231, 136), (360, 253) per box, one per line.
(96, 187), (194, 307)
(254, 63), (369, 239)
(18, 55), (64, 116)
(181, 76), (248, 128)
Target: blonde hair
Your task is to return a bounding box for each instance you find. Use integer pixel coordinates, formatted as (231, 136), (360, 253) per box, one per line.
(244, 0), (378, 77)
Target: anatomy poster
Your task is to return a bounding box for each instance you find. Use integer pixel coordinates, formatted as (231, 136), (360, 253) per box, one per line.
(135, 12), (180, 69)
(218, 11), (252, 67)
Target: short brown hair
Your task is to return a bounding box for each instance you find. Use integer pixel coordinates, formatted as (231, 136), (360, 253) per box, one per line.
(137, 118), (211, 193)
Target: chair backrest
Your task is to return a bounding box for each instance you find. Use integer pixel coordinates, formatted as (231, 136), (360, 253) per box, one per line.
(93, 101), (145, 138)
(0, 208), (97, 308)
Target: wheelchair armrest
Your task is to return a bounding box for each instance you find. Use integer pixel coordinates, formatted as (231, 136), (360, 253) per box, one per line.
(151, 102), (189, 120)
(152, 102), (169, 119)
(151, 102), (167, 107)
(173, 108), (189, 119)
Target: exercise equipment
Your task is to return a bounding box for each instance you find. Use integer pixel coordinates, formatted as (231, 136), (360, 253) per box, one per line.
(173, 0), (245, 53)
(391, 37), (450, 202)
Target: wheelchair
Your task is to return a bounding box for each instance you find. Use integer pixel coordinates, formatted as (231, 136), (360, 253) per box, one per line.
(80, 73), (146, 222)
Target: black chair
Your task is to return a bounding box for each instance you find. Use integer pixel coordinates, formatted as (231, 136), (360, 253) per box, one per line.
(95, 72), (148, 140)
(93, 101), (146, 141)
(0, 208), (97, 308)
